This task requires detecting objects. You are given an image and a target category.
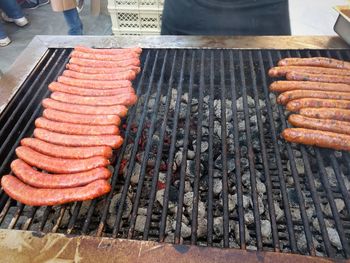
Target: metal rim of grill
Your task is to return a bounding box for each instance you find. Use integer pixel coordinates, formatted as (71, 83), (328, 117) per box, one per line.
(0, 44), (349, 260)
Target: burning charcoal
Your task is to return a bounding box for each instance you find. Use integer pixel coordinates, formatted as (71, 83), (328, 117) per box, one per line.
(238, 120), (245, 132)
(182, 92), (189, 103)
(259, 99), (266, 109)
(296, 233), (308, 253)
(244, 211), (254, 225)
(214, 121), (221, 138)
(287, 188), (299, 207)
(287, 158), (305, 175)
(191, 104), (199, 113)
(147, 97), (156, 109)
(240, 158), (249, 170)
(236, 96), (255, 111)
(213, 169), (222, 178)
(274, 202), (284, 222)
(293, 149), (302, 158)
(186, 160), (204, 179)
(335, 199), (345, 213)
(246, 245), (257, 251)
(158, 172), (167, 184)
(106, 214), (117, 229)
(214, 100), (233, 121)
(176, 139), (184, 148)
(184, 180), (192, 193)
(203, 95), (209, 104)
(269, 93), (276, 104)
(172, 221), (191, 238)
(213, 217), (224, 237)
(228, 194), (237, 211)
(324, 167), (338, 188)
(183, 192), (194, 207)
(234, 222), (250, 243)
(242, 172), (250, 187)
(187, 201), (206, 220)
(213, 179), (223, 196)
(179, 102), (188, 119)
(257, 196), (265, 215)
(134, 215), (147, 233)
(256, 178), (266, 195)
(175, 151), (183, 167)
(261, 220), (272, 240)
(187, 150), (195, 160)
(130, 162), (141, 185)
(192, 140), (209, 153)
(290, 207), (301, 222)
(202, 127), (209, 136)
(240, 146), (248, 156)
(214, 154), (235, 173)
(137, 208), (147, 216)
(197, 217), (208, 238)
(109, 193), (132, 219)
(327, 228), (342, 250)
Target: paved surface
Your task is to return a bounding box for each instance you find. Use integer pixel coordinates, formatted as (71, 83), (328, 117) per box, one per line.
(0, 0), (348, 72)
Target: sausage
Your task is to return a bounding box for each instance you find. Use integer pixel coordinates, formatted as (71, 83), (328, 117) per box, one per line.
(69, 57), (140, 68)
(51, 91), (138, 107)
(58, 76), (132, 89)
(299, 108), (350, 122)
(1, 175), (111, 206)
(66, 64), (141, 74)
(288, 114), (350, 135)
(268, 66), (350, 78)
(277, 57), (350, 70)
(21, 138), (113, 159)
(70, 50), (139, 61)
(286, 98), (350, 112)
(34, 128), (124, 149)
(16, 146), (109, 174)
(42, 98), (128, 117)
(74, 45), (142, 55)
(269, 81), (350, 93)
(277, 90), (350, 105)
(43, 108), (121, 125)
(49, 82), (135, 96)
(281, 128), (350, 151)
(286, 71), (350, 85)
(35, 117), (120, 135)
(62, 69), (137, 81)
(11, 159), (112, 189)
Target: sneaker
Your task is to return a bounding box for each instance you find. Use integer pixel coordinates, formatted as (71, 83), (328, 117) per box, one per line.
(1, 13), (29, 27)
(20, 0), (50, 9)
(76, 0), (84, 13)
(0, 36), (11, 47)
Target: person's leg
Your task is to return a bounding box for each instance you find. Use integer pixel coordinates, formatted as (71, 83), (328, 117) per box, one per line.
(0, 0), (24, 19)
(63, 8), (83, 35)
(0, 23), (11, 47)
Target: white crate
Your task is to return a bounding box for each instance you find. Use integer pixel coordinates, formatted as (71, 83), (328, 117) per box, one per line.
(109, 9), (162, 35)
(108, 0), (164, 10)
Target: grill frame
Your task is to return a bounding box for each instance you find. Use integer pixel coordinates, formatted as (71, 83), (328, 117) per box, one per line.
(0, 36), (349, 262)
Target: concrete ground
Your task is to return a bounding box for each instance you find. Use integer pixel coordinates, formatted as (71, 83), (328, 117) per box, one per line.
(0, 0), (349, 72)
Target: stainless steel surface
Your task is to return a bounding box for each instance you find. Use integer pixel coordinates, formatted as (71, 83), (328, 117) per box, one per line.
(0, 35), (349, 115)
(334, 15), (350, 46)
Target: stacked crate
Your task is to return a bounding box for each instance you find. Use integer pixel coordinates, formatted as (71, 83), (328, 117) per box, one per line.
(108, 0), (164, 35)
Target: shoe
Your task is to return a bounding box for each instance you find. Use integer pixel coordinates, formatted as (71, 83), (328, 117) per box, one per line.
(20, 0), (50, 9)
(1, 13), (29, 27)
(0, 37), (11, 47)
(76, 0), (84, 13)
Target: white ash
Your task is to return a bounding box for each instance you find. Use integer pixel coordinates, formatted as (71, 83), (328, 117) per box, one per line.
(213, 179), (223, 196)
(183, 192), (194, 207)
(187, 150), (195, 160)
(234, 222), (250, 243)
(228, 194), (237, 211)
(236, 96), (255, 111)
(334, 199), (345, 213)
(197, 217), (208, 238)
(257, 196), (265, 215)
(134, 215), (147, 232)
(130, 162), (141, 185)
(324, 167), (338, 188)
(137, 208), (148, 216)
(287, 158), (305, 175)
(187, 201), (206, 220)
(261, 220), (272, 240)
(158, 172), (167, 184)
(244, 211), (255, 225)
(274, 202), (284, 222)
(213, 217), (224, 237)
(290, 207), (301, 222)
(327, 227), (342, 250)
(192, 140), (209, 153)
(184, 180), (192, 193)
(172, 221), (191, 238)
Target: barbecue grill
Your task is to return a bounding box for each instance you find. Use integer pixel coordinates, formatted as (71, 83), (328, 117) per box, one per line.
(0, 36), (349, 262)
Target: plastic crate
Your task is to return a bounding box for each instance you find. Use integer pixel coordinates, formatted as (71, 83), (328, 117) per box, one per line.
(109, 9), (162, 35)
(108, 0), (164, 10)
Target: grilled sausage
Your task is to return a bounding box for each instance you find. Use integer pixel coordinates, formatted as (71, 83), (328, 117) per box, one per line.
(74, 46), (142, 55)
(70, 50), (140, 61)
(34, 128), (124, 149)
(43, 108), (121, 126)
(299, 108), (350, 122)
(277, 90), (350, 105)
(51, 91), (138, 107)
(49, 82), (135, 97)
(1, 175), (111, 206)
(69, 57), (140, 68)
(282, 128), (350, 151)
(62, 69), (137, 81)
(16, 146), (109, 174)
(66, 63), (141, 74)
(11, 159), (112, 189)
(269, 81), (350, 93)
(288, 114), (350, 135)
(286, 98), (350, 112)
(58, 76), (132, 89)
(42, 98), (128, 117)
(35, 117), (120, 135)
(21, 138), (113, 159)
(278, 57), (350, 70)
(286, 71), (350, 85)
(268, 66), (350, 78)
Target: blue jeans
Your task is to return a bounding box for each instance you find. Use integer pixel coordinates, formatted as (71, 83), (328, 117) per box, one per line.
(63, 8), (83, 35)
(0, 0), (25, 39)
(0, 23), (7, 39)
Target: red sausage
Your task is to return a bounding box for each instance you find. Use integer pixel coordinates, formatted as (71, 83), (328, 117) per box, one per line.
(278, 57), (350, 70)
(16, 146), (109, 174)
(35, 117), (120, 135)
(34, 128), (124, 149)
(43, 108), (121, 126)
(21, 138), (113, 159)
(42, 98), (128, 117)
(299, 108), (350, 122)
(269, 81), (350, 93)
(58, 76), (132, 89)
(11, 159), (112, 189)
(74, 46), (142, 55)
(62, 69), (137, 81)
(286, 71), (350, 85)
(268, 66), (350, 78)
(277, 90), (350, 105)
(1, 175), (111, 206)
(49, 82), (135, 97)
(66, 63), (141, 74)
(69, 57), (140, 68)
(70, 50), (139, 61)
(51, 91), (138, 106)
(286, 98), (350, 112)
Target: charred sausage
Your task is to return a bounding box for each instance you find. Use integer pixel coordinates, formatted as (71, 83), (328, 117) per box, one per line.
(11, 159), (112, 189)
(1, 175), (111, 206)
(277, 90), (350, 105)
(42, 98), (128, 117)
(34, 128), (124, 149)
(269, 81), (350, 93)
(16, 146), (109, 173)
(277, 57), (350, 70)
(286, 71), (350, 85)
(58, 76), (132, 89)
(268, 66), (350, 78)
(21, 138), (113, 159)
(299, 107), (350, 122)
(62, 69), (137, 81)
(286, 98), (350, 112)
(281, 128), (350, 151)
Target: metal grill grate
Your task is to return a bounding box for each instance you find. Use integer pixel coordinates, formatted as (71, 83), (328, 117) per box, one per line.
(0, 48), (350, 259)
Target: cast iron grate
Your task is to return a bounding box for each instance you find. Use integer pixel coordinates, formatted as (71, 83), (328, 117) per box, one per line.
(0, 48), (350, 259)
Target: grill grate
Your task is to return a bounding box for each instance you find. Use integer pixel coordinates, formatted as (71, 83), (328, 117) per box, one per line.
(0, 48), (350, 259)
